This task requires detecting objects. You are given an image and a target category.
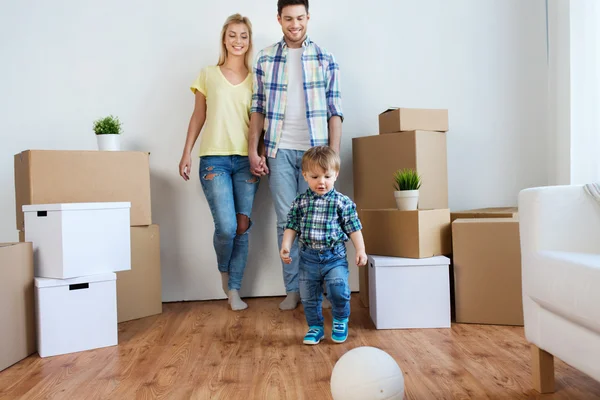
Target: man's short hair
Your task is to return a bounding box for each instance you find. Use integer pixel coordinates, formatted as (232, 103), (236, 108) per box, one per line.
(278, 0), (309, 16)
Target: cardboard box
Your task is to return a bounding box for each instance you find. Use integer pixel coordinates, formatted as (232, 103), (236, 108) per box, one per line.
(359, 208), (451, 308)
(352, 131), (448, 211)
(379, 108), (448, 134)
(116, 225), (162, 323)
(362, 209), (451, 258)
(359, 264), (370, 307)
(451, 207), (518, 223)
(452, 218), (523, 325)
(14, 150), (152, 230)
(0, 243), (36, 371)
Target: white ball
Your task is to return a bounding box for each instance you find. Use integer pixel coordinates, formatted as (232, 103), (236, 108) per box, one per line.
(331, 346), (405, 400)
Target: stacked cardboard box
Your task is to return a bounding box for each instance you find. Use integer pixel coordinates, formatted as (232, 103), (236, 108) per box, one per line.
(0, 243), (35, 371)
(451, 207), (518, 223)
(451, 207), (523, 325)
(14, 150), (162, 324)
(353, 108), (451, 307)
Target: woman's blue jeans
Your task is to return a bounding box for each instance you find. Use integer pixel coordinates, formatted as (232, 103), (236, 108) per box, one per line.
(199, 155), (259, 290)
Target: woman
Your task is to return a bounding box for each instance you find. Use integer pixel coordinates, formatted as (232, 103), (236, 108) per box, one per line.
(179, 13), (258, 311)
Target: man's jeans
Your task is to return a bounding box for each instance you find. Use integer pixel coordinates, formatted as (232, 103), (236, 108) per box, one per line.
(299, 244), (351, 327)
(267, 149), (309, 293)
(199, 155), (259, 290)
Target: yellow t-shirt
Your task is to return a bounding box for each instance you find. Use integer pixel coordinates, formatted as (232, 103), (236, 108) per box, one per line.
(190, 65), (252, 157)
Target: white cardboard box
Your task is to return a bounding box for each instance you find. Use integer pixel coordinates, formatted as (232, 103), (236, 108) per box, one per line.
(35, 272), (118, 358)
(368, 255), (451, 329)
(23, 202), (131, 279)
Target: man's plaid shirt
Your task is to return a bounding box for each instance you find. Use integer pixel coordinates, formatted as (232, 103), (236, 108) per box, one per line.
(251, 36), (344, 158)
(285, 188), (362, 250)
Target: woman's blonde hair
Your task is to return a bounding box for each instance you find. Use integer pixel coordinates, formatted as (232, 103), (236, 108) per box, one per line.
(217, 14), (253, 71)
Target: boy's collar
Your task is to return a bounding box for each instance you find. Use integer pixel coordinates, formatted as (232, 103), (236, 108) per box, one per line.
(308, 187), (336, 198)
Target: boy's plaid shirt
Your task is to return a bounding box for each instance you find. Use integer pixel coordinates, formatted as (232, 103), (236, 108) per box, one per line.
(285, 188), (362, 250)
(251, 36), (344, 158)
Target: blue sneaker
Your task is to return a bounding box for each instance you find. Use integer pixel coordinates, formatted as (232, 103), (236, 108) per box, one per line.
(303, 326), (325, 345)
(331, 318), (348, 343)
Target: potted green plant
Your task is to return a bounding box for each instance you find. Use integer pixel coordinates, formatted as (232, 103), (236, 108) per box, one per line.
(393, 168), (422, 210)
(93, 115), (122, 151)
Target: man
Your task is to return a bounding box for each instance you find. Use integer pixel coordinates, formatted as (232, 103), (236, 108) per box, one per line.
(248, 0), (343, 310)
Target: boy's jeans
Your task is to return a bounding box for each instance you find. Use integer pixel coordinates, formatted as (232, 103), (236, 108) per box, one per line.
(267, 149), (309, 293)
(199, 155), (259, 291)
(299, 243), (351, 327)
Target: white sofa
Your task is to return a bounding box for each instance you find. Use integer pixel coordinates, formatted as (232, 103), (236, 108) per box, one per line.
(519, 184), (600, 393)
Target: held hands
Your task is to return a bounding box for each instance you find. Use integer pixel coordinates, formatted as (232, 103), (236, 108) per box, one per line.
(355, 250), (368, 267)
(280, 247), (292, 264)
(250, 153), (269, 177)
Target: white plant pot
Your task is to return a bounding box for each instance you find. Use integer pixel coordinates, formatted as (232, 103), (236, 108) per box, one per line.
(96, 134), (121, 151)
(394, 190), (419, 211)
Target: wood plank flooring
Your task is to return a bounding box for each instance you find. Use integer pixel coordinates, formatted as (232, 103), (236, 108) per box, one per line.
(1, 295), (599, 399)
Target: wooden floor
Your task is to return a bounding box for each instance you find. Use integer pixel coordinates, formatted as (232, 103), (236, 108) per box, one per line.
(1, 295), (600, 400)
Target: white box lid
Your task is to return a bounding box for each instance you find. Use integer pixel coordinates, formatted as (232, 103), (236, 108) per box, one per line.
(35, 272), (116, 288)
(368, 255), (450, 267)
(23, 202), (131, 212)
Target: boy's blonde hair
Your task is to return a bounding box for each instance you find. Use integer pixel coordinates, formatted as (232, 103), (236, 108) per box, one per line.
(217, 14), (253, 71)
(301, 146), (341, 173)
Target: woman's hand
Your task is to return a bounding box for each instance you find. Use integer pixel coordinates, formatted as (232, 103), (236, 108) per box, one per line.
(179, 152), (192, 181)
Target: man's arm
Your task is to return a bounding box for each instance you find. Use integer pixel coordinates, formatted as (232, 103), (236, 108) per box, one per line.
(248, 113), (268, 176)
(328, 116), (342, 154)
(326, 53), (343, 154)
(249, 112), (265, 156)
(249, 51), (268, 175)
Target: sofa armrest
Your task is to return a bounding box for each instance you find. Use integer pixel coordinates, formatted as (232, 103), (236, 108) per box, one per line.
(518, 185), (600, 255)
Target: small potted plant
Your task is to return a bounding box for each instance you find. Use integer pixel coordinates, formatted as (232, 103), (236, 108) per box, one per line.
(93, 115), (122, 151)
(393, 168), (422, 210)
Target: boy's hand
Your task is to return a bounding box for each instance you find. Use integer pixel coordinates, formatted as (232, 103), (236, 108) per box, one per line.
(280, 247), (292, 264)
(356, 250), (368, 267)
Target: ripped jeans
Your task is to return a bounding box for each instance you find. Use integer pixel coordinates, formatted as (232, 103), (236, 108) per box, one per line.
(199, 155), (259, 291)
(299, 243), (351, 327)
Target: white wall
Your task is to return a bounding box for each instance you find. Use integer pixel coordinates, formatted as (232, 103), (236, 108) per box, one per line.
(547, 0), (572, 186)
(547, 0), (600, 186)
(0, 0), (549, 302)
(569, 0), (600, 184)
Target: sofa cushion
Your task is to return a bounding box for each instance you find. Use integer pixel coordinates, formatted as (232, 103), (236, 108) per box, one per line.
(525, 250), (600, 334)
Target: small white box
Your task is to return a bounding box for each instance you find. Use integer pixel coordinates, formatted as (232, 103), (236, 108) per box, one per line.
(368, 255), (451, 329)
(23, 202), (131, 279)
(35, 273), (118, 358)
